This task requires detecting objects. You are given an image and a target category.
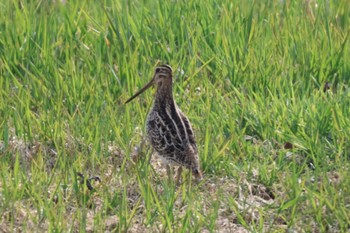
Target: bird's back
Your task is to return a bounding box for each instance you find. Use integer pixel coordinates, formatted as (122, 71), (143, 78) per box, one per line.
(146, 103), (199, 169)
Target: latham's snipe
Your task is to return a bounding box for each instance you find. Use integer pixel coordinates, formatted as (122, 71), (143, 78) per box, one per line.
(125, 65), (202, 181)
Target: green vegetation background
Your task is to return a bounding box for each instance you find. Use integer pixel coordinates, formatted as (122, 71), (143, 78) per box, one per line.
(0, 0), (349, 232)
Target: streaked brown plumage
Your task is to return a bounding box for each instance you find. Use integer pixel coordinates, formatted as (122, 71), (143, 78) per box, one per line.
(125, 65), (202, 181)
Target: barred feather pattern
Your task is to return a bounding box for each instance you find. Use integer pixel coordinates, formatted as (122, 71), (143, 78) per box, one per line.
(125, 64), (201, 177)
(146, 101), (199, 169)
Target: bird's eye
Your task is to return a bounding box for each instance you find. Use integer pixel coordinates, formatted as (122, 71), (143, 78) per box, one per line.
(155, 68), (161, 73)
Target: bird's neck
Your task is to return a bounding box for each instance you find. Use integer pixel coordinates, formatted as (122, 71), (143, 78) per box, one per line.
(154, 79), (175, 108)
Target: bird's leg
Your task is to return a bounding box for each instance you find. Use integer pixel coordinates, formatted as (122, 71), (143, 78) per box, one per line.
(175, 166), (183, 185)
(148, 149), (153, 165)
(166, 164), (173, 184)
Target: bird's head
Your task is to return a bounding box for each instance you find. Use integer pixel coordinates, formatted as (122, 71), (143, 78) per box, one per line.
(125, 65), (173, 104)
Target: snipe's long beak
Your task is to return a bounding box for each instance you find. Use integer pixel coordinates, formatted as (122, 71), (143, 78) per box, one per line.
(125, 79), (154, 104)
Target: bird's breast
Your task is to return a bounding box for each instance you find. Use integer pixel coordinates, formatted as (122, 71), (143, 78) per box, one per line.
(146, 108), (187, 156)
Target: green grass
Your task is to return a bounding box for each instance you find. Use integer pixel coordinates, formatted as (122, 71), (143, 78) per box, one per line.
(1, 0), (350, 232)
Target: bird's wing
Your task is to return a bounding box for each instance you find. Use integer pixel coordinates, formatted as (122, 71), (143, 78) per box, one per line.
(148, 109), (188, 154)
(178, 110), (198, 153)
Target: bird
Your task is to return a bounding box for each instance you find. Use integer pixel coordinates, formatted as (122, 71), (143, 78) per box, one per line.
(125, 64), (202, 182)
